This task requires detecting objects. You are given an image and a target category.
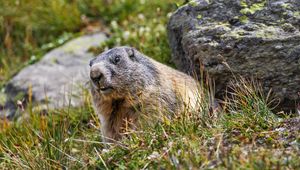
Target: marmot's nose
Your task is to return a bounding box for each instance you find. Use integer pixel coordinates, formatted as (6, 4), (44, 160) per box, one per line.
(90, 68), (103, 83)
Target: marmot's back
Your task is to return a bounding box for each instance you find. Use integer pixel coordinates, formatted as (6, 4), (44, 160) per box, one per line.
(149, 58), (199, 110)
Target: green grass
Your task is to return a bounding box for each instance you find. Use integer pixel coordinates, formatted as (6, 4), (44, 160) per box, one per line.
(0, 0), (181, 88)
(0, 0), (81, 86)
(0, 0), (299, 169)
(0, 78), (299, 169)
(84, 0), (180, 65)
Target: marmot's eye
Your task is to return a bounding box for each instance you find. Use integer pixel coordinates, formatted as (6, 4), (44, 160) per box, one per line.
(113, 55), (121, 64)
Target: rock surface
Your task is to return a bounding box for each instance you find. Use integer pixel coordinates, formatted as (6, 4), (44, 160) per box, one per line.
(167, 0), (300, 111)
(1, 33), (107, 118)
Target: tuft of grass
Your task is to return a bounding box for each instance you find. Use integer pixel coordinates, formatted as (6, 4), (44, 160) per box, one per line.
(0, 89), (102, 169)
(222, 77), (279, 135)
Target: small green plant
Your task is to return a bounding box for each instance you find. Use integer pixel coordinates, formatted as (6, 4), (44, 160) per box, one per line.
(222, 77), (279, 134)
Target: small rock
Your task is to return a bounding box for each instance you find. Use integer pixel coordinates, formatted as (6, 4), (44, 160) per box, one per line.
(1, 33), (107, 118)
(147, 151), (160, 160)
(275, 127), (286, 132)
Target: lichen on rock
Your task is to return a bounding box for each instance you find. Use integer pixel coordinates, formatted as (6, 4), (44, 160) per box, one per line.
(167, 0), (300, 111)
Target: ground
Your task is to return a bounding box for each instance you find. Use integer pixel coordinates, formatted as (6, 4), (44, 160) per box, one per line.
(0, 0), (299, 169)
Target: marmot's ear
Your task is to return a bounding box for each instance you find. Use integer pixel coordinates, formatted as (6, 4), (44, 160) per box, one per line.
(125, 47), (137, 61)
(89, 58), (97, 67)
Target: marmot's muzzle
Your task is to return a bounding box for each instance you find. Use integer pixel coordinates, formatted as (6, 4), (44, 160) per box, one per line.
(90, 64), (113, 94)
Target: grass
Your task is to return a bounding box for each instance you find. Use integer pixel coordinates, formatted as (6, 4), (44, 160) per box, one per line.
(0, 0), (299, 169)
(0, 0), (180, 88)
(0, 78), (299, 169)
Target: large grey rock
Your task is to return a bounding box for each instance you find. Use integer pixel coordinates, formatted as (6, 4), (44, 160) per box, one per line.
(167, 0), (300, 111)
(1, 33), (107, 118)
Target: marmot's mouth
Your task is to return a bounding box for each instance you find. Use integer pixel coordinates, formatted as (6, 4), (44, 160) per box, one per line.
(100, 86), (113, 94)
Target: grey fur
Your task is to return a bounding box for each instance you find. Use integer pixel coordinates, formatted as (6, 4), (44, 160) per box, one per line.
(90, 46), (199, 142)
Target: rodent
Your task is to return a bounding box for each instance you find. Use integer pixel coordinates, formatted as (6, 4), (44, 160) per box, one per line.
(89, 46), (199, 142)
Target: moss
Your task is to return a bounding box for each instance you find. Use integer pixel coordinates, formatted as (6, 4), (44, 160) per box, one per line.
(221, 31), (241, 40)
(239, 15), (249, 24)
(240, 0), (248, 8)
(255, 26), (278, 39)
(188, 0), (198, 7)
(294, 11), (300, 18)
(222, 25), (274, 40)
(195, 23), (230, 35)
(240, 8), (251, 15)
(250, 1), (266, 11)
(281, 3), (291, 9)
(240, 1), (266, 15)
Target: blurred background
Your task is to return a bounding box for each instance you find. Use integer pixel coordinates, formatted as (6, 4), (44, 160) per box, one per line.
(0, 0), (185, 89)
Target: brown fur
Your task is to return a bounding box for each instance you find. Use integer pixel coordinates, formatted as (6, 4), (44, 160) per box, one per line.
(90, 47), (199, 142)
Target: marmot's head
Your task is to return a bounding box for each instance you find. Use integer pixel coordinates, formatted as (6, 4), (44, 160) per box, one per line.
(89, 46), (159, 100)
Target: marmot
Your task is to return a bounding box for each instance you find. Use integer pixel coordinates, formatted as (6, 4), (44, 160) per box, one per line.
(89, 46), (199, 142)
